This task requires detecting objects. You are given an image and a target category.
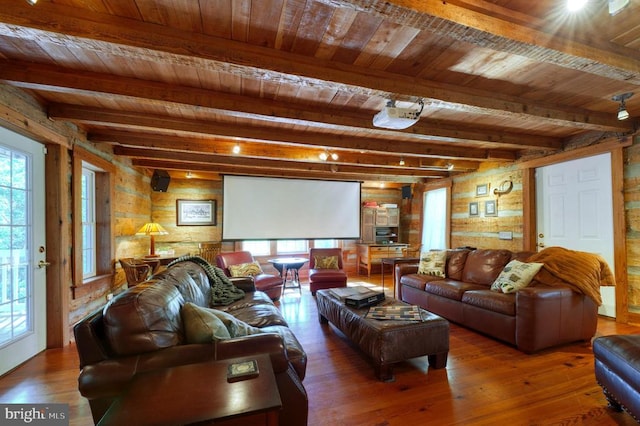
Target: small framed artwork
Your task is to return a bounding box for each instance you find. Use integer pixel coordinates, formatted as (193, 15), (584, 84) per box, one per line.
(485, 199), (497, 216)
(176, 199), (216, 226)
(476, 183), (489, 197)
(469, 202), (479, 217)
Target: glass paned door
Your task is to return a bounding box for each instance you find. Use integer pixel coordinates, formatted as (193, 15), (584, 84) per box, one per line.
(0, 127), (46, 376)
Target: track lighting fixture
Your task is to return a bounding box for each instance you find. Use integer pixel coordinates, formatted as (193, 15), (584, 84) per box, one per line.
(612, 92), (633, 121)
(319, 151), (338, 161)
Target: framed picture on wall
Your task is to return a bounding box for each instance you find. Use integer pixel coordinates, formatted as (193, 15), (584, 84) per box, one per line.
(469, 202), (479, 217)
(485, 199), (497, 216)
(476, 183), (489, 197)
(176, 199), (216, 226)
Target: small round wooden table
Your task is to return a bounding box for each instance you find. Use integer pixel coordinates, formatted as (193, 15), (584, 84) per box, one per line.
(268, 257), (308, 293)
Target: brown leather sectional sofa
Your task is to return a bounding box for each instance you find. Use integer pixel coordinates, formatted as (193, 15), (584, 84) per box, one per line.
(74, 260), (308, 426)
(396, 248), (599, 353)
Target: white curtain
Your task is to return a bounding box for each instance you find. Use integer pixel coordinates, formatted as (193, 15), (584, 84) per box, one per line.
(421, 187), (447, 250)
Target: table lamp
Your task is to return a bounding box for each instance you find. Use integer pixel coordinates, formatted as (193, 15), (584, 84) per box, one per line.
(135, 222), (169, 257)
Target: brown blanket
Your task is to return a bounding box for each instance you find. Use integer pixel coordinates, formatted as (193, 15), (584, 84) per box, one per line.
(527, 246), (615, 306)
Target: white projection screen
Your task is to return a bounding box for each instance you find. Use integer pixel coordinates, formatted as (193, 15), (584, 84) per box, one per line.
(222, 175), (361, 240)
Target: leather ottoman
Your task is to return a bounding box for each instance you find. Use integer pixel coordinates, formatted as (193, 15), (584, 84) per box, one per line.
(593, 334), (640, 421)
(316, 289), (449, 381)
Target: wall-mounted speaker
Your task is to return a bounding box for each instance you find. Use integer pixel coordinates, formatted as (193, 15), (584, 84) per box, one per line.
(151, 169), (170, 192)
(401, 185), (412, 199)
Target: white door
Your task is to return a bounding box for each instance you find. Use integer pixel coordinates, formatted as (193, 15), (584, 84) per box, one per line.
(535, 152), (615, 317)
(0, 126), (46, 376)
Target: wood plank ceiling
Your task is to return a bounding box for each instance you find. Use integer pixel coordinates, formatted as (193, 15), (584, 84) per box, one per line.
(0, 0), (638, 184)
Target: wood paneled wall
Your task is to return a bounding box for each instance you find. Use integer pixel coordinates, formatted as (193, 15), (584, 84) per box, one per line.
(449, 164), (524, 251)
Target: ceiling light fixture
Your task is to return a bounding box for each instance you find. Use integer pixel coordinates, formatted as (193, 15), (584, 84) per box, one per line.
(566, 0), (587, 11)
(373, 99), (424, 130)
(399, 158), (405, 166)
(447, 163), (454, 171)
(319, 151), (338, 161)
(612, 92), (633, 121)
(186, 171), (193, 179)
(232, 144), (241, 154)
(25, 0), (37, 5)
(609, 0), (629, 15)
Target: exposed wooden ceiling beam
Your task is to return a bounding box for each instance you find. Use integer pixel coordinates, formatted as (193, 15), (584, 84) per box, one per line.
(50, 103), (516, 161)
(329, 0), (640, 83)
(131, 158), (428, 183)
(0, 1), (630, 132)
(90, 130), (480, 172)
(114, 146), (449, 178)
(0, 60), (562, 150)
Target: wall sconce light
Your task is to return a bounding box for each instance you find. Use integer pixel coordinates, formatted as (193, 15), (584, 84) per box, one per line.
(232, 144), (241, 154)
(135, 222), (169, 258)
(612, 92), (633, 121)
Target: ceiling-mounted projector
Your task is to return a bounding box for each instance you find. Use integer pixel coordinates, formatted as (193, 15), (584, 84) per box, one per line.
(373, 100), (424, 130)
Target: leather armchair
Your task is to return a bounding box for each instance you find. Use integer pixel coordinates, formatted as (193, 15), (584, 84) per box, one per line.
(215, 251), (283, 300)
(308, 248), (347, 295)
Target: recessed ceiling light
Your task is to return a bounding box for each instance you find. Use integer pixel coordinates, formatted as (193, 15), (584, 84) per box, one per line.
(566, 0), (588, 12)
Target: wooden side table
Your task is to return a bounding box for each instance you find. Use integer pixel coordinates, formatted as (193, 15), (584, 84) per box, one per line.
(98, 354), (281, 426)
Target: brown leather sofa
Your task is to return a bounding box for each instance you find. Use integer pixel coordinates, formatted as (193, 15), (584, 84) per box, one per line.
(73, 260), (308, 426)
(215, 250), (284, 300)
(395, 248), (599, 353)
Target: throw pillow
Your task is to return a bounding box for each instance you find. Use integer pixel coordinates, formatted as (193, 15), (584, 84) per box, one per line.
(181, 302), (231, 343)
(228, 261), (263, 277)
(491, 260), (544, 294)
(417, 250), (446, 277)
(314, 255), (339, 269)
(208, 308), (264, 338)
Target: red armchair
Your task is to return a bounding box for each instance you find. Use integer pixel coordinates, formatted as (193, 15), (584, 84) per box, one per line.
(215, 251), (283, 300)
(308, 248), (347, 295)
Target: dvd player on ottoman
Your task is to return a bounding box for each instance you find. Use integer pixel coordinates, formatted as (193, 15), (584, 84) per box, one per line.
(329, 286), (385, 308)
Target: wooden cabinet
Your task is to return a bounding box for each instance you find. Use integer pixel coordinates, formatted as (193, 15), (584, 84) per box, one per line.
(357, 243), (408, 277)
(361, 207), (400, 244)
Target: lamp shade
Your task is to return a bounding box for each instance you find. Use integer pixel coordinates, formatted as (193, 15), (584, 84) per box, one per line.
(135, 222), (168, 257)
(135, 222), (169, 236)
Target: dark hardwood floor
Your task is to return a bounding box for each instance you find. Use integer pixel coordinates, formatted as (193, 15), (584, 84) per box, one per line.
(1, 276), (638, 425)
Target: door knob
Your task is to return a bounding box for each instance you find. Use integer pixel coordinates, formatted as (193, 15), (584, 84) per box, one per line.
(537, 243), (545, 248)
(38, 260), (51, 269)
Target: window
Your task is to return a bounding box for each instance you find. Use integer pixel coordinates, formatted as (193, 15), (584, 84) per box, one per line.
(81, 166), (96, 278)
(242, 241), (270, 256)
(72, 146), (115, 298)
(313, 239), (336, 248)
(421, 186), (450, 251)
(276, 240), (307, 254)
